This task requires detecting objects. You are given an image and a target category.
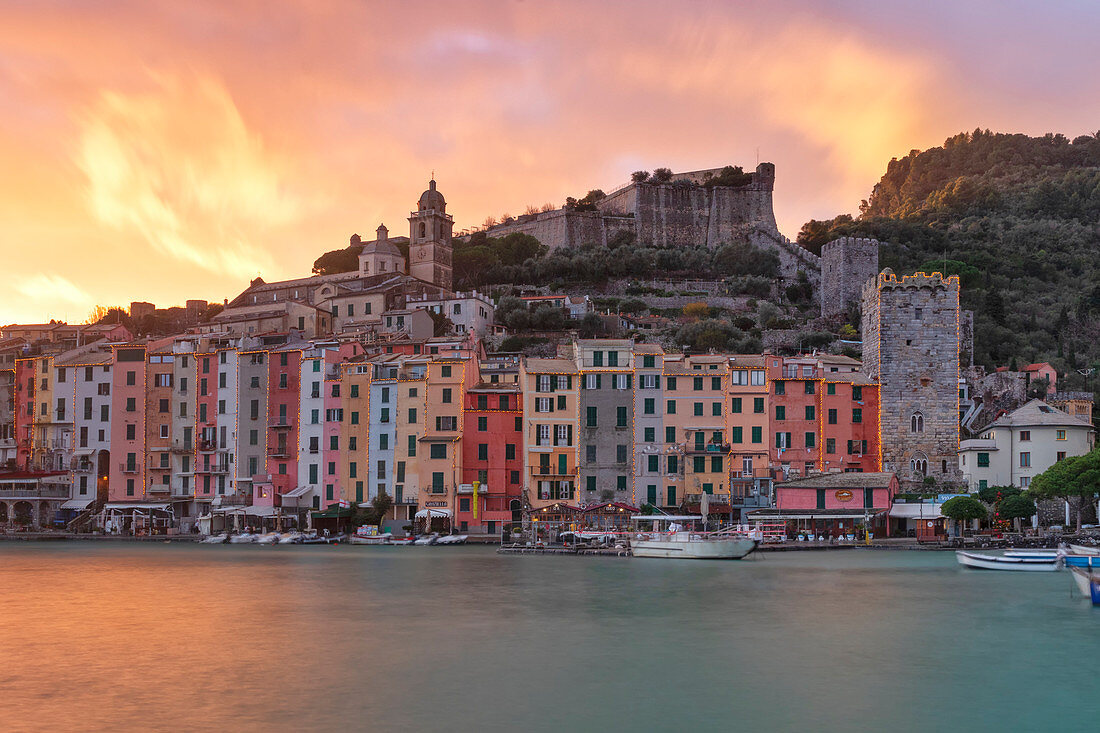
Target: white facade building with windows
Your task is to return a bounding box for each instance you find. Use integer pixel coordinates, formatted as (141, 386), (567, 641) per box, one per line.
(405, 291), (495, 337)
(958, 399), (1094, 491)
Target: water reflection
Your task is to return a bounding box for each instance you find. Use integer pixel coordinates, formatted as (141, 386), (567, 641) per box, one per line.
(1, 545), (1096, 732)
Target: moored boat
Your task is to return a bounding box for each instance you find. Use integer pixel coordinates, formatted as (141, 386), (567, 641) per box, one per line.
(349, 532), (393, 545)
(955, 550), (1061, 571)
(228, 532), (258, 544)
(1070, 566), (1098, 596)
(1069, 544), (1100, 556)
(200, 533), (229, 544)
(631, 516), (758, 560)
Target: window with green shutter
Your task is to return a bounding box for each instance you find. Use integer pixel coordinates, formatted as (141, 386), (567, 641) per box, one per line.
(751, 426), (762, 443)
(693, 456), (705, 473)
(816, 489), (826, 509)
(647, 484), (657, 505)
(754, 397), (764, 414)
(665, 426), (676, 443)
(731, 397), (742, 413)
(731, 426), (743, 443)
(587, 406), (598, 427)
(616, 406), (628, 427)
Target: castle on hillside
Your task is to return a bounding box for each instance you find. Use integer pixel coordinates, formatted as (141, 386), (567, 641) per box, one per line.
(482, 163), (821, 282)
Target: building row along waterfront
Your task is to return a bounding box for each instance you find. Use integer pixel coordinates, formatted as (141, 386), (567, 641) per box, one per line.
(3, 333), (891, 535)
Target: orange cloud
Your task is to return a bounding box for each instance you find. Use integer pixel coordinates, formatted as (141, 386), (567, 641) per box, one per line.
(76, 74), (304, 277)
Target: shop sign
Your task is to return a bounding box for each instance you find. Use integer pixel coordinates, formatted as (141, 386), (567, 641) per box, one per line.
(835, 490), (853, 502)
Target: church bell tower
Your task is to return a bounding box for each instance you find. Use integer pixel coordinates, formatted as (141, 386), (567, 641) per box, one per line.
(408, 179), (453, 291)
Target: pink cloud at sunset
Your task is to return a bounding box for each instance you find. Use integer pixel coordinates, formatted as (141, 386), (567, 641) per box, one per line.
(1, 0), (1098, 324)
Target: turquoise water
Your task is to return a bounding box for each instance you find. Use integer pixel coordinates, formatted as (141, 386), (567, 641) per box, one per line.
(1, 544), (1098, 732)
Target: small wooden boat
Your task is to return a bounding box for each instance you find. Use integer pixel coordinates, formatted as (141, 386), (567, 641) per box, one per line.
(200, 533), (229, 544)
(955, 550), (1061, 571)
(1070, 567), (1097, 596)
(300, 532), (345, 545)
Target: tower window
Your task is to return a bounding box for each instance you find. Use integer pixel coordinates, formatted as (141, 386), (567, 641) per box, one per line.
(910, 412), (924, 433)
(419, 222), (426, 238)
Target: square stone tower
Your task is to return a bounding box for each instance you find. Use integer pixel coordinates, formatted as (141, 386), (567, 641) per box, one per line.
(408, 179), (454, 291)
(821, 237), (879, 318)
(861, 269), (961, 486)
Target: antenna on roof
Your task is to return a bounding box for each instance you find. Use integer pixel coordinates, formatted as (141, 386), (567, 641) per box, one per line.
(756, 147), (759, 165)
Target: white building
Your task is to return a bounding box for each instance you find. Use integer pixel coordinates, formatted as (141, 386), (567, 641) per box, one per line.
(958, 399), (1095, 491)
(405, 290), (495, 337)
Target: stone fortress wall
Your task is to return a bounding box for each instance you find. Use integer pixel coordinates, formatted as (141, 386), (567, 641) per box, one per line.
(862, 270), (962, 486)
(821, 237), (881, 318)
(480, 162), (821, 283)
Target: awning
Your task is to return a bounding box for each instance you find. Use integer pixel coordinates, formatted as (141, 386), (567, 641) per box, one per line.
(746, 509), (886, 521)
(312, 504), (354, 519)
(415, 508), (452, 519)
(888, 504), (946, 520)
(104, 502), (171, 513)
(60, 498), (94, 510)
(212, 505), (279, 517)
(280, 486), (312, 499)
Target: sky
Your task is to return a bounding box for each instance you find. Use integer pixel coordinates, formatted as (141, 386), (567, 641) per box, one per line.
(2, 0), (1099, 325)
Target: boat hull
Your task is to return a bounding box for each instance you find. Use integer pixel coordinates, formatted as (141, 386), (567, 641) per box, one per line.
(633, 537), (757, 560)
(1069, 544), (1100, 556)
(955, 551), (1060, 571)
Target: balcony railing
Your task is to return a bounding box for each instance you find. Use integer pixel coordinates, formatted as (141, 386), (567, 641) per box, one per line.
(686, 443), (731, 454)
(529, 466), (578, 478)
(119, 462), (139, 473)
(0, 485), (69, 499)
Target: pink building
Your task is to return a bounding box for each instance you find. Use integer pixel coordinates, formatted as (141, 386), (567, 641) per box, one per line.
(263, 348), (301, 505)
(751, 471), (899, 538)
(108, 345), (147, 501)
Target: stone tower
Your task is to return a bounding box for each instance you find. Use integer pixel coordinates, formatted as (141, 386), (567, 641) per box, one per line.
(861, 269), (961, 486)
(821, 237), (879, 318)
(408, 179), (453, 291)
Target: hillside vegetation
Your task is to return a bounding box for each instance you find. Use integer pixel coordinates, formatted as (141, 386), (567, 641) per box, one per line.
(798, 130), (1100, 388)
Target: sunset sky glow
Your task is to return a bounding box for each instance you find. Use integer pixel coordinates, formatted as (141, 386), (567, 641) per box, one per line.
(2, 0), (1099, 324)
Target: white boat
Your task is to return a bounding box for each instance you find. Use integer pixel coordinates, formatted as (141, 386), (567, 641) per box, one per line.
(1070, 567), (1099, 596)
(349, 532), (393, 545)
(390, 537), (415, 546)
(300, 532), (344, 545)
(228, 532), (258, 544)
(955, 550), (1061, 571)
(1069, 544), (1100, 556)
(414, 533), (439, 546)
(435, 534), (468, 545)
(255, 532), (281, 545)
(200, 533), (229, 544)
(277, 531), (303, 544)
(631, 516), (757, 560)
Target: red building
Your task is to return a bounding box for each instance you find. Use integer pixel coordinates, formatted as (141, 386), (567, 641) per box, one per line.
(459, 383), (523, 536)
(766, 355), (880, 477)
(264, 347), (301, 504)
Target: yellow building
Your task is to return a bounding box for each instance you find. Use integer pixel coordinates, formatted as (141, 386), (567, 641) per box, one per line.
(520, 357), (579, 508)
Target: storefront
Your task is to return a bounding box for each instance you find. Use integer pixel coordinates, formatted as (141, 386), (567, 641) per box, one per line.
(746, 507), (887, 540)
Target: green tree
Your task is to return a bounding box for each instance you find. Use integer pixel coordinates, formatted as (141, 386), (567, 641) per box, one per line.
(996, 493), (1037, 530)
(940, 495), (987, 537)
(1030, 448), (1100, 531)
(652, 167), (673, 183)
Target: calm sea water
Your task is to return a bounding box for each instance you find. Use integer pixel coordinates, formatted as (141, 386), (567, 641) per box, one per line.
(1, 543), (1098, 733)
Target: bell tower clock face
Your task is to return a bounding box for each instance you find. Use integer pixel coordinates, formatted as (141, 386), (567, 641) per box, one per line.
(416, 247), (428, 260)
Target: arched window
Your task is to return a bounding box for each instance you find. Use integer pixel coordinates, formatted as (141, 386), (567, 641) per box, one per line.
(910, 452), (928, 476)
(911, 412), (924, 433)
(419, 222), (426, 238)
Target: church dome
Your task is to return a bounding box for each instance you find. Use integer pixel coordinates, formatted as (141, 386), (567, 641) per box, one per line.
(417, 179), (446, 212)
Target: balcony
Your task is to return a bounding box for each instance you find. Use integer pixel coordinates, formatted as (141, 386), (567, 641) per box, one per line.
(171, 441), (194, 453)
(213, 463), (232, 474)
(269, 419), (293, 429)
(0, 484), (69, 499)
(147, 483), (170, 494)
(198, 440), (217, 453)
(119, 462), (139, 474)
(686, 443), (731, 455)
(529, 466), (578, 478)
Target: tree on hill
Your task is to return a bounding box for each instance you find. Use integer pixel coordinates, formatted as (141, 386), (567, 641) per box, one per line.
(794, 130), (1100, 380)
(941, 495), (987, 537)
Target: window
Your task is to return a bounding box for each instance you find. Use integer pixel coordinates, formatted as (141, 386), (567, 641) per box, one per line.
(666, 377), (677, 390)
(586, 406), (598, 427)
(852, 386), (863, 401)
(805, 381), (814, 395)
(1019, 430), (1030, 441)
(667, 456), (678, 474)
(731, 397), (742, 413)
(826, 438), (836, 454)
(409, 409), (418, 423)
(616, 406), (628, 427)
(648, 455), (659, 472)
(1057, 451), (1067, 462)
(774, 381), (785, 395)
(430, 443), (447, 459)
(693, 402), (703, 417)
(775, 406), (785, 421)
(1019, 452), (1031, 468)
(751, 426), (762, 444)
(643, 398), (655, 415)
(911, 412), (924, 433)
(408, 435), (417, 457)
(378, 433), (387, 450)
(827, 383), (836, 395)
(666, 400), (676, 415)
(827, 408), (837, 425)
(1056, 430), (1067, 441)
(712, 402), (721, 416)
(852, 408), (862, 424)
(805, 406), (815, 421)
(753, 397), (764, 414)
(442, 365), (452, 378)
(805, 432), (815, 449)
(477, 416), (487, 431)
(731, 426), (743, 444)
(665, 426), (675, 443)
(643, 427), (655, 443)
(478, 444), (488, 461)
(616, 444), (628, 464)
